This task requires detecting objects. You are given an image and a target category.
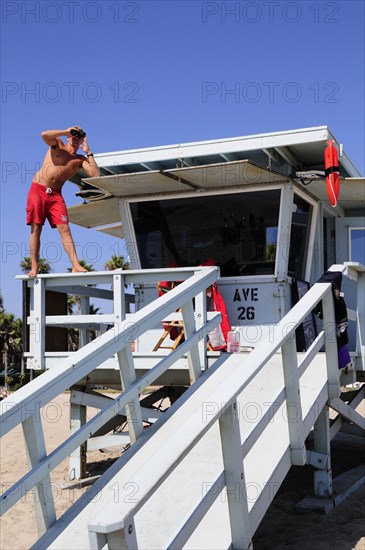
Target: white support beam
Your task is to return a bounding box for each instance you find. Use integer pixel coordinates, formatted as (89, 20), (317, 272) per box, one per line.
(89, 516), (137, 550)
(219, 400), (252, 550)
(181, 300), (202, 383)
(116, 346), (144, 444)
(321, 288), (340, 397)
(312, 406), (332, 497)
(69, 389), (87, 481)
(276, 183), (294, 280)
(113, 273), (126, 322)
(328, 398), (365, 430)
(21, 415), (56, 534)
(281, 337), (306, 465)
(32, 278), (45, 370)
(195, 290), (208, 371)
(79, 295), (90, 348)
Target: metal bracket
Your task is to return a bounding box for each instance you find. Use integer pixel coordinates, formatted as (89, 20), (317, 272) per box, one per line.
(306, 450), (329, 470)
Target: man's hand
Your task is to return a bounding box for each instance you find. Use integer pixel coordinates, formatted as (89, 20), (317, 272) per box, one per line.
(80, 136), (91, 155)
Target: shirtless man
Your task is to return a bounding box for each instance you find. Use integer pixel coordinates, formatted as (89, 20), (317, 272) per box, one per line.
(26, 126), (100, 277)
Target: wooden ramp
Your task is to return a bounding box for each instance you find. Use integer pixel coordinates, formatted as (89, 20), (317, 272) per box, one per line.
(35, 351), (329, 550)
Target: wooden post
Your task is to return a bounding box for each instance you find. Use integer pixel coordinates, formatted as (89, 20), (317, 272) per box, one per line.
(22, 414), (56, 534)
(69, 386), (87, 480)
(89, 517), (137, 550)
(281, 336), (306, 465)
(195, 290), (208, 371)
(219, 400), (252, 550)
(79, 295), (90, 348)
(313, 406), (332, 497)
(116, 346), (143, 444)
(31, 277), (45, 370)
(321, 288), (340, 398)
(181, 300), (202, 383)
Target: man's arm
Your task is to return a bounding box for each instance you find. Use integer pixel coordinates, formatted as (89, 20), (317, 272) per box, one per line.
(41, 128), (73, 147)
(81, 156), (100, 178)
(80, 136), (100, 178)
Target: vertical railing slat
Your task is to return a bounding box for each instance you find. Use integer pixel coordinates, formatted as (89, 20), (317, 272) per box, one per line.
(321, 288), (340, 398)
(32, 277), (45, 370)
(116, 346), (144, 444)
(22, 415), (56, 534)
(181, 300), (202, 382)
(281, 336), (306, 466)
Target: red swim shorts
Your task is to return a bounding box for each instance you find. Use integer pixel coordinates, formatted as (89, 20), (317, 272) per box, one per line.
(26, 182), (68, 228)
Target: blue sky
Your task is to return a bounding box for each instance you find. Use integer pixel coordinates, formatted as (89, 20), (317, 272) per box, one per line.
(1, 0), (364, 317)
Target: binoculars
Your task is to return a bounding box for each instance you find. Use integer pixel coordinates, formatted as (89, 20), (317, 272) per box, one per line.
(70, 128), (86, 139)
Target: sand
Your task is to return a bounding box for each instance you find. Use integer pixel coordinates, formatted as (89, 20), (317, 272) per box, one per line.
(0, 392), (364, 550)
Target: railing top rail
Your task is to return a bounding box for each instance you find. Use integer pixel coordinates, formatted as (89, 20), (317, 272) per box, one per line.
(344, 261), (365, 272)
(15, 266), (211, 282)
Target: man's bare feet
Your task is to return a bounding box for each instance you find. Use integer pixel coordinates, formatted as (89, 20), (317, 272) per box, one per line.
(28, 266), (38, 278)
(72, 264), (88, 273)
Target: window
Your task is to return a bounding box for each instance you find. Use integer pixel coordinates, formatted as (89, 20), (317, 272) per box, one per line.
(130, 190), (281, 276)
(349, 227), (365, 264)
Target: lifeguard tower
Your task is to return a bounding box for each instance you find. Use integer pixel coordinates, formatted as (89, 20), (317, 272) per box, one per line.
(1, 126), (364, 549)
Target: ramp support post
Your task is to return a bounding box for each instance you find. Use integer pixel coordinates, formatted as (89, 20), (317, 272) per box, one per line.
(219, 399), (252, 550)
(69, 386), (87, 480)
(312, 405), (332, 497)
(22, 414), (56, 534)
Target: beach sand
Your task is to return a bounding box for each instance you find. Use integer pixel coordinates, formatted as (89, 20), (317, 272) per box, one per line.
(0, 392), (364, 550)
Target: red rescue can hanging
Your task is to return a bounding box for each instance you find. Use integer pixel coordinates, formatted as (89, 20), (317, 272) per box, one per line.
(324, 140), (340, 207)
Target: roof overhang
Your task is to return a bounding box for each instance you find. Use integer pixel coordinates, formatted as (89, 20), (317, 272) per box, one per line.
(83, 160), (288, 198)
(86, 125), (361, 178)
(299, 178), (365, 210)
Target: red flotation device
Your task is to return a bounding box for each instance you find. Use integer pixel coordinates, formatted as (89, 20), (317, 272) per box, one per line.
(324, 140), (340, 207)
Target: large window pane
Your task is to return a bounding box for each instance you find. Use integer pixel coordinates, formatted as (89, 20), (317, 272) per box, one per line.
(350, 228), (365, 264)
(130, 190), (281, 276)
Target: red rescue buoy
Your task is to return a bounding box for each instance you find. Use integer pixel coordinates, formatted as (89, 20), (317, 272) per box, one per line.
(324, 140), (340, 207)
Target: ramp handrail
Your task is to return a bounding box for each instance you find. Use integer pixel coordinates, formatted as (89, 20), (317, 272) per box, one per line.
(86, 279), (341, 548)
(0, 267), (220, 524)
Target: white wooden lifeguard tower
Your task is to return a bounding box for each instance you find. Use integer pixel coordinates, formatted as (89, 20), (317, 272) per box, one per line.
(1, 126), (364, 549)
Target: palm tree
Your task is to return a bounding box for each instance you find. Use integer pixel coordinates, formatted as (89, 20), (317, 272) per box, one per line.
(0, 311), (17, 388)
(105, 255), (130, 291)
(10, 318), (24, 376)
(20, 256), (52, 274)
(104, 254), (130, 271)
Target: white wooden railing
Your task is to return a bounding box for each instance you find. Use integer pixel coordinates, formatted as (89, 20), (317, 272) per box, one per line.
(84, 279), (342, 549)
(0, 267), (221, 532)
(17, 267), (221, 371)
(1, 263), (364, 549)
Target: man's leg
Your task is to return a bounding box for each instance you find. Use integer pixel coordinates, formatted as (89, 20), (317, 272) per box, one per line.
(28, 223), (43, 277)
(56, 224), (87, 272)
